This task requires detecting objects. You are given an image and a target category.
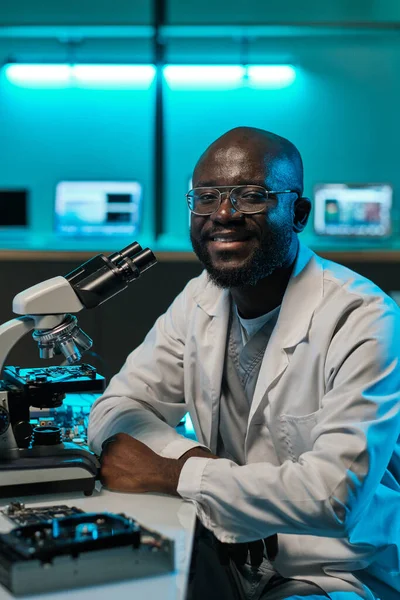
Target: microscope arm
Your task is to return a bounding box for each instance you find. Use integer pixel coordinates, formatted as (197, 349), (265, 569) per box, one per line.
(0, 317), (35, 375)
(0, 318), (35, 456)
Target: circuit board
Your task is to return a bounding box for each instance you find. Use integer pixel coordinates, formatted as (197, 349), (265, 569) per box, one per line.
(0, 511), (175, 596)
(29, 393), (95, 447)
(1, 502), (84, 526)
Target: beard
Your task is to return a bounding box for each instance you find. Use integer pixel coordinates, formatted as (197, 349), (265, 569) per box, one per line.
(190, 221), (293, 289)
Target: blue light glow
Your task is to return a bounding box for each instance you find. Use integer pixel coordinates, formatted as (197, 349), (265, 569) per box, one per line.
(163, 65), (245, 89)
(182, 413), (197, 440)
(163, 64), (296, 89)
(5, 64), (71, 85)
(3, 63), (295, 89)
(3, 64), (156, 88)
(73, 65), (155, 87)
(246, 65), (296, 87)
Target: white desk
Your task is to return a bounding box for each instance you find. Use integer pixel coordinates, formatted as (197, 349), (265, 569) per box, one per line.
(0, 486), (197, 600)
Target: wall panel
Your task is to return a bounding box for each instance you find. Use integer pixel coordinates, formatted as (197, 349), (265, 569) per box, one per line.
(168, 0), (398, 25)
(0, 1), (151, 26)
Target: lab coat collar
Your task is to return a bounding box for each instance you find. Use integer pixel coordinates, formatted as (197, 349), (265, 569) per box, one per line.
(193, 242), (322, 348)
(192, 272), (230, 318)
(277, 242), (321, 349)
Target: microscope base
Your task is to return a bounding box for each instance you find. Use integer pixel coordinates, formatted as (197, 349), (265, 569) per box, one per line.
(0, 445), (99, 498)
(0, 478), (95, 499)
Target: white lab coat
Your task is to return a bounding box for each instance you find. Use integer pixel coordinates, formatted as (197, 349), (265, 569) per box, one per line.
(89, 244), (400, 598)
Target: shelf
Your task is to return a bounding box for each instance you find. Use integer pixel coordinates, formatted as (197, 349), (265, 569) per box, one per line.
(0, 25), (153, 39)
(1, 22), (400, 41)
(1, 249), (400, 263)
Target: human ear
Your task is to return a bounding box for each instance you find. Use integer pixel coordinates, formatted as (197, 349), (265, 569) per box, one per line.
(293, 197), (311, 233)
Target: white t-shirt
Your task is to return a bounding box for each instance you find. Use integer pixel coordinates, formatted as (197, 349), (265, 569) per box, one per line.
(236, 304), (281, 345)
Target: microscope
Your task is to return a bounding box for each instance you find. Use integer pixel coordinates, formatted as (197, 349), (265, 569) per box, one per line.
(0, 242), (156, 498)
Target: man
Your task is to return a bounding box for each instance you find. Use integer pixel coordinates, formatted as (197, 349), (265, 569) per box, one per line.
(88, 127), (400, 600)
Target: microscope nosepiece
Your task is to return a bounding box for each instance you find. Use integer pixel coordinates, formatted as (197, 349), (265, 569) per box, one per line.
(33, 315), (93, 364)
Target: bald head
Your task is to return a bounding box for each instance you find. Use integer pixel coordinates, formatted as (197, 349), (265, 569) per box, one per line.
(193, 126), (304, 195)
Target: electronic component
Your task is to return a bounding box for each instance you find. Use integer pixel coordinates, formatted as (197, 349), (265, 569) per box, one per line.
(1, 502), (84, 526)
(30, 396), (93, 447)
(3, 364), (105, 409)
(0, 364), (102, 454)
(0, 512), (175, 596)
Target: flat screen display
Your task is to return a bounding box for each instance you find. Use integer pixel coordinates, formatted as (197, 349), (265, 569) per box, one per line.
(55, 181), (142, 237)
(0, 190), (27, 226)
(313, 183), (392, 237)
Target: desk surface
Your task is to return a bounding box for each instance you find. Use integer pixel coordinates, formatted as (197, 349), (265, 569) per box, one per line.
(0, 486), (197, 600)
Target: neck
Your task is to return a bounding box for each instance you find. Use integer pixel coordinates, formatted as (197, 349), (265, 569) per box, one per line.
(230, 238), (298, 319)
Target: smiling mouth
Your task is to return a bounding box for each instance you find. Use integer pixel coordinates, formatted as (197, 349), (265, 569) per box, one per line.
(207, 232), (253, 243)
(209, 238), (249, 243)
(208, 235), (254, 244)
(206, 237), (256, 253)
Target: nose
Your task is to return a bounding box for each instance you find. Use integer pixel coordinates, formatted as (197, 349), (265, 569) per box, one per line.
(210, 191), (244, 224)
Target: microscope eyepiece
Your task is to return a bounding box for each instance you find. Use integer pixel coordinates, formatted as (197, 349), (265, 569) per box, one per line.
(65, 242), (157, 309)
(108, 242), (142, 264)
(128, 247), (157, 275)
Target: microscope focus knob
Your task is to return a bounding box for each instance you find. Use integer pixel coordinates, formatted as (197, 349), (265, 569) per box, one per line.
(13, 421), (33, 448)
(32, 426), (62, 446)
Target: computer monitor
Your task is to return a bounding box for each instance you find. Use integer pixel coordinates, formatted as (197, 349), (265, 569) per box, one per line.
(0, 190), (28, 227)
(55, 181), (142, 237)
(313, 183), (392, 237)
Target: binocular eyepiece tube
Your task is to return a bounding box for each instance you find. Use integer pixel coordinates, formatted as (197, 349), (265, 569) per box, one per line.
(65, 242), (157, 309)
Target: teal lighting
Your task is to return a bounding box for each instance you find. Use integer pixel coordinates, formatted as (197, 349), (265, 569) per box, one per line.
(246, 65), (296, 87)
(3, 63), (295, 89)
(3, 64), (156, 88)
(163, 65), (245, 89)
(5, 64), (71, 85)
(163, 64), (296, 89)
(183, 413), (196, 439)
(73, 65), (155, 87)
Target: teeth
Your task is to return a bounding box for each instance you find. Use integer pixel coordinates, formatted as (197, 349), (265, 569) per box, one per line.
(213, 238), (239, 242)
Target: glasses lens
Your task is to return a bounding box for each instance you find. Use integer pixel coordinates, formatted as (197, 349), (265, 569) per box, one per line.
(187, 189), (220, 214)
(232, 186), (269, 212)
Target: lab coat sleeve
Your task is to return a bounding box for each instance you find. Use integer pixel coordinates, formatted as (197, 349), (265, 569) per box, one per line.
(177, 303), (400, 543)
(88, 278), (207, 459)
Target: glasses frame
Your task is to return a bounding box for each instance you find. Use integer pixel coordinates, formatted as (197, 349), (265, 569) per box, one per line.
(186, 185), (299, 216)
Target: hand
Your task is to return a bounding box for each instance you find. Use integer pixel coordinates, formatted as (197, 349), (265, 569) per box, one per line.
(100, 433), (180, 495)
(99, 433), (218, 496)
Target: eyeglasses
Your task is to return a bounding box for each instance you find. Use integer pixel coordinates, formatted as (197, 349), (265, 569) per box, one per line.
(186, 185), (299, 216)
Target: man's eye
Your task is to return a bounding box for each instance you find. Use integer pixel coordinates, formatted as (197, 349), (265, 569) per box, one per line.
(199, 194), (218, 203)
(242, 193), (265, 201)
